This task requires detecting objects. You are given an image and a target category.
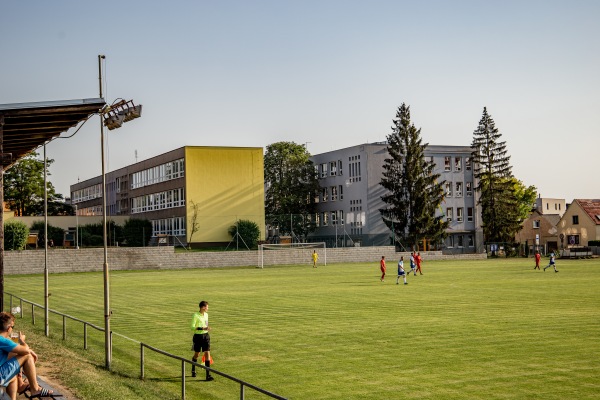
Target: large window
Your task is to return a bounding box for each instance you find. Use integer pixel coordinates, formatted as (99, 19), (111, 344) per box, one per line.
(445, 182), (452, 197)
(331, 186), (338, 201)
(572, 215), (579, 225)
(455, 182), (463, 197)
(457, 207), (463, 222)
(466, 181), (473, 196)
(72, 183), (102, 204)
(330, 161), (337, 176)
(131, 188), (185, 214)
(454, 157), (462, 171)
(446, 207), (453, 221)
(131, 158), (184, 189)
(467, 207), (474, 222)
(444, 156), (451, 171)
(151, 216), (186, 237)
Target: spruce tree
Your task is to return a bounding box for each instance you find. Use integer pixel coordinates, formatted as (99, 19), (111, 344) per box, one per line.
(470, 107), (521, 244)
(380, 103), (447, 250)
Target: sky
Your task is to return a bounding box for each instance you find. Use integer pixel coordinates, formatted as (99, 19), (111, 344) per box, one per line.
(1, 0), (599, 203)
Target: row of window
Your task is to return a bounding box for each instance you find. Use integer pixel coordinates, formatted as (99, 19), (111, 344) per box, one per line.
(131, 158), (185, 189)
(443, 156), (472, 172)
(318, 155), (362, 179)
(151, 217), (186, 237)
(444, 181), (473, 197)
(316, 185), (344, 202)
(75, 205), (103, 216)
(72, 183), (102, 204)
(447, 234), (475, 248)
(131, 188), (185, 214)
(446, 207), (474, 223)
(310, 210), (366, 227)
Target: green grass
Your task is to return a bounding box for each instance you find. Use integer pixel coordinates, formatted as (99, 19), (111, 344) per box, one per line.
(6, 257), (600, 399)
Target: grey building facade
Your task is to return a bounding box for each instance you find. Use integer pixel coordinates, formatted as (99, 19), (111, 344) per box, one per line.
(308, 143), (484, 254)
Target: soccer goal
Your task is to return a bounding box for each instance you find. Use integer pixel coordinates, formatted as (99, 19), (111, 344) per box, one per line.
(258, 242), (327, 268)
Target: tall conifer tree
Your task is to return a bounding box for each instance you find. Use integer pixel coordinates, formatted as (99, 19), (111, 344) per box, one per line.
(380, 104), (447, 250)
(470, 107), (521, 243)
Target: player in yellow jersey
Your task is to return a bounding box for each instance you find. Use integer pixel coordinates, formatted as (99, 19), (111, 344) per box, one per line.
(190, 301), (214, 381)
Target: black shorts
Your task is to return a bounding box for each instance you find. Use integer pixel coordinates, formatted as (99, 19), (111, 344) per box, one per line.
(192, 333), (210, 352)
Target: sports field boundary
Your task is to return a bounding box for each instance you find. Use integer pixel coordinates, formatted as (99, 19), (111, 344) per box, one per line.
(4, 246), (486, 275)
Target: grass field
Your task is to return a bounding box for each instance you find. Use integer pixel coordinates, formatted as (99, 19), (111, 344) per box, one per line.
(6, 257), (600, 400)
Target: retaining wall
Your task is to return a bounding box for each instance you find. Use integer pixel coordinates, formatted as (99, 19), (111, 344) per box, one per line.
(4, 246), (487, 275)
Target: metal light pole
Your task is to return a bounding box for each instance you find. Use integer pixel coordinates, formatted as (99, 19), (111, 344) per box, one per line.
(99, 54), (111, 370)
(44, 144), (49, 336)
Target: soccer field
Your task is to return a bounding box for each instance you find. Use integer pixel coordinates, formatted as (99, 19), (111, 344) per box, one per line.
(7, 257), (600, 399)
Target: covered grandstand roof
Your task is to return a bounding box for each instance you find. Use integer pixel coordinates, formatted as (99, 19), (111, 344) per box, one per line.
(0, 98), (106, 169)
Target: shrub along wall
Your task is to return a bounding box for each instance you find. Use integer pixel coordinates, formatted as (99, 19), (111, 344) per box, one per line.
(4, 246), (487, 275)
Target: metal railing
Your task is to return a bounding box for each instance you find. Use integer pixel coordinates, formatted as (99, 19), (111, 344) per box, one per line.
(5, 292), (287, 400)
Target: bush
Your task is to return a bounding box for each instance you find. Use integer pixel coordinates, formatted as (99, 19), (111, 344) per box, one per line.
(4, 220), (29, 250)
(122, 218), (152, 247)
(30, 221), (65, 247)
(228, 219), (261, 249)
(80, 221), (123, 247)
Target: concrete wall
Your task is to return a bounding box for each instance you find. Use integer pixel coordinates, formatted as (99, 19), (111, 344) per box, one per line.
(4, 246), (487, 275)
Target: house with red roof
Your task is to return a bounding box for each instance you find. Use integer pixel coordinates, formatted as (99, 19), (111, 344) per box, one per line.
(557, 199), (600, 248)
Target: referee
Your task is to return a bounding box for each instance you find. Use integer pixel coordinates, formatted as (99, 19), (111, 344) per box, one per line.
(190, 300), (214, 381)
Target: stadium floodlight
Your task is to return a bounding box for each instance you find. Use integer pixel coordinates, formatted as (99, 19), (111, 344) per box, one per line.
(102, 99), (142, 130)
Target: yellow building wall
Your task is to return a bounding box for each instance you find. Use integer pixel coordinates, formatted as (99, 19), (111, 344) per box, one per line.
(184, 146), (265, 244)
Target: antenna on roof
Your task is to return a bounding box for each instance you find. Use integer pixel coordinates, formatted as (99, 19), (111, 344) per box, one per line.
(135, 149), (138, 163)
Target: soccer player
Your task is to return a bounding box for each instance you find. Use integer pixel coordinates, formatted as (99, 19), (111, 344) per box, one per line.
(407, 252), (417, 276)
(312, 250), (319, 268)
(543, 252), (559, 273)
(415, 252), (423, 275)
(534, 251), (541, 270)
(396, 256), (408, 285)
(380, 256), (386, 282)
(190, 301), (214, 381)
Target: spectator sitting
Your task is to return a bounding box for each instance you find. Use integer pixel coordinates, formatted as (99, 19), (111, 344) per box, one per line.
(0, 312), (59, 399)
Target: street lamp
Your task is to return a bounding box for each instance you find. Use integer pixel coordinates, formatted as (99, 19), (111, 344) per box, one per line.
(98, 54), (142, 370)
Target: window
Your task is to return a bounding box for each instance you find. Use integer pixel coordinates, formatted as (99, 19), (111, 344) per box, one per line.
(322, 212), (328, 226)
(444, 156), (451, 171)
(457, 207), (463, 222)
(455, 157), (462, 171)
(447, 235), (454, 248)
(315, 213), (320, 226)
(467, 207), (474, 222)
(572, 215), (579, 225)
(331, 211), (337, 225)
(330, 161), (337, 176)
(131, 158), (184, 189)
(457, 235), (464, 247)
(455, 182), (463, 197)
(445, 182), (452, 197)
(338, 160), (343, 175)
(468, 235), (474, 247)
(339, 210), (344, 225)
(322, 187), (328, 202)
(339, 185), (344, 200)
(446, 207), (453, 222)
(320, 163), (328, 178)
(465, 157), (471, 171)
(567, 235), (580, 245)
(466, 181), (473, 196)
(331, 186), (338, 201)
(533, 220), (540, 229)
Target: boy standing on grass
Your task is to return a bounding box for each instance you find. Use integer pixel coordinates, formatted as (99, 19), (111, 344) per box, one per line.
(312, 250), (319, 268)
(396, 256), (407, 285)
(534, 251), (541, 270)
(415, 252), (423, 275)
(543, 252), (559, 273)
(380, 256), (386, 282)
(190, 301), (214, 381)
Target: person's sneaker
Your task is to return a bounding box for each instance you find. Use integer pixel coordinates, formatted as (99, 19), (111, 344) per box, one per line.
(404, 282), (408, 285)
(206, 376), (215, 381)
(555, 270), (559, 273)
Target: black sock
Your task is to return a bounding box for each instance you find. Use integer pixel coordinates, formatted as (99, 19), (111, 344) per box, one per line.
(205, 360), (212, 378)
(192, 358), (198, 373)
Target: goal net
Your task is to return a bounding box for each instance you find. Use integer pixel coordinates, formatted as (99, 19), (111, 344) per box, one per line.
(258, 242), (327, 268)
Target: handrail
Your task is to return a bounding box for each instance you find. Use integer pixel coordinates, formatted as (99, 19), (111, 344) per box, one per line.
(4, 292), (287, 400)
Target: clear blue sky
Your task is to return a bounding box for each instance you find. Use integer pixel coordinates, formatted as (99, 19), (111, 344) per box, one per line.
(1, 1), (598, 203)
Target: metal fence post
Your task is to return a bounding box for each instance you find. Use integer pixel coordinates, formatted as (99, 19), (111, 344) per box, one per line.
(63, 315), (67, 340)
(240, 383), (245, 400)
(140, 344), (144, 380)
(181, 360), (186, 400)
(84, 323), (88, 349)
(31, 304), (35, 325)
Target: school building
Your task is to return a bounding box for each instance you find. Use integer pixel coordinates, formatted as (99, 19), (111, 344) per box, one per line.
(70, 146), (265, 247)
(308, 143), (484, 254)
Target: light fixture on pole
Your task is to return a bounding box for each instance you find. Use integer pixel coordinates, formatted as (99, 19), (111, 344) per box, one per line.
(98, 54), (142, 371)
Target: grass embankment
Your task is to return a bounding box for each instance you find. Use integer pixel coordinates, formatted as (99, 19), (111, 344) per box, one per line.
(7, 257), (600, 399)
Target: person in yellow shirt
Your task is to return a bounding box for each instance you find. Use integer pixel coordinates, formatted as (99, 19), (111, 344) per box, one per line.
(312, 250), (319, 268)
(190, 301), (214, 381)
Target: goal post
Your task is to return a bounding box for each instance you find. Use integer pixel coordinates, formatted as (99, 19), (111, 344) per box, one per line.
(258, 242), (327, 268)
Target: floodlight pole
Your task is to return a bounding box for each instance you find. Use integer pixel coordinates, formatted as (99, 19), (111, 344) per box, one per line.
(44, 145), (49, 336)
(99, 54), (112, 370)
